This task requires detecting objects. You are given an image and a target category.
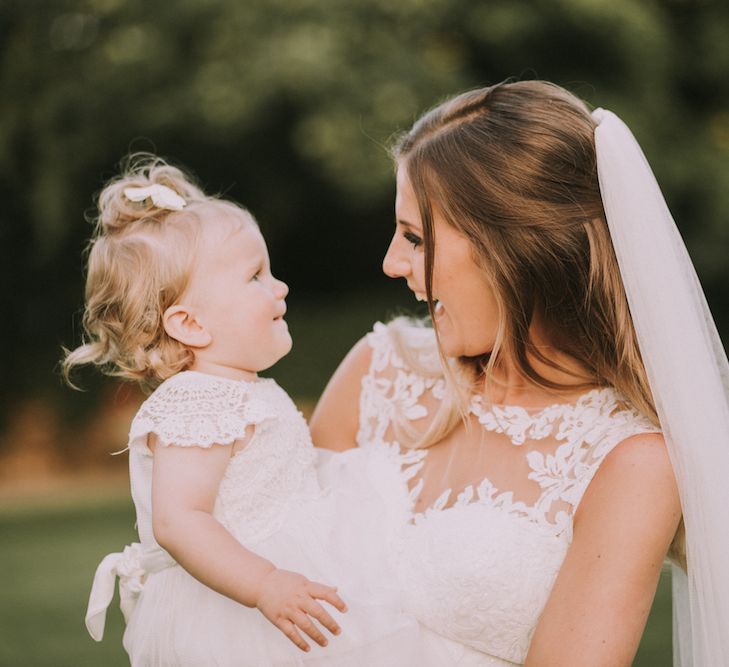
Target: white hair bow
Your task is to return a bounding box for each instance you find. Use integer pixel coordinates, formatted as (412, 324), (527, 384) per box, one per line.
(123, 184), (187, 211)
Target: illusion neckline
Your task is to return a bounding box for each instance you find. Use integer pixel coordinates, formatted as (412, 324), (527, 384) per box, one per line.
(469, 386), (615, 416)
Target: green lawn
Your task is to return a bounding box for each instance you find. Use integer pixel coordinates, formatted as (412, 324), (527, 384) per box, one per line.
(0, 490), (672, 667)
(0, 491), (136, 667)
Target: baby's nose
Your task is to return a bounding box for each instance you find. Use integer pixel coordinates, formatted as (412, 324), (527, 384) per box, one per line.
(275, 279), (289, 299)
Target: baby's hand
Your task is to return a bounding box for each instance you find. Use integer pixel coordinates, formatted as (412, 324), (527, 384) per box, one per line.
(255, 568), (348, 652)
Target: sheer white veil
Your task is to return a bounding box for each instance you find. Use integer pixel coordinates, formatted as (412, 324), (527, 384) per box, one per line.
(593, 108), (729, 666)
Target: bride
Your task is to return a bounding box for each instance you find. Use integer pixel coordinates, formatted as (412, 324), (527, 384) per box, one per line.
(310, 81), (729, 666)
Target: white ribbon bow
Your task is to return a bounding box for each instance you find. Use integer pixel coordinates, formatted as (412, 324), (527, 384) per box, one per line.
(85, 543), (145, 641)
(85, 542), (177, 641)
(123, 184), (187, 211)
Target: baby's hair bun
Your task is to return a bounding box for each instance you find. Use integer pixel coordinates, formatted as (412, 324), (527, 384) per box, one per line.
(96, 153), (207, 234)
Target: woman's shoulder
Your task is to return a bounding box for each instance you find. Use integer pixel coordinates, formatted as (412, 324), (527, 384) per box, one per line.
(567, 390), (673, 526)
(324, 316), (441, 386)
(595, 388), (661, 447)
(593, 391), (669, 492)
(574, 428), (679, 552)
(365, 317), (442, 378)
(310, 318), (442, 451)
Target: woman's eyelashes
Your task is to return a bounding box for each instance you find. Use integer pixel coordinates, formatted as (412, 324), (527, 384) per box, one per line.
(403, 231), (423, 248)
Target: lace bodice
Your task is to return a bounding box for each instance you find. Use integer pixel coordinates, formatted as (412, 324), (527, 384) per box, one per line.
(127, 371), (319, 554)
(358, 321), (658, 665)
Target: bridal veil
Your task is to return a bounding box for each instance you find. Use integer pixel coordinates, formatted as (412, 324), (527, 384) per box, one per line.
(593, 108), (729, 666)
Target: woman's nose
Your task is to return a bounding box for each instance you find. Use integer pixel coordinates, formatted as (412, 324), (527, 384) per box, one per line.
(383, 237), (409, 278)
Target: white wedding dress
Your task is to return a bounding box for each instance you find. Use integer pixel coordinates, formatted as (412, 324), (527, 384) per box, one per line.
(352, 321), (660, 666)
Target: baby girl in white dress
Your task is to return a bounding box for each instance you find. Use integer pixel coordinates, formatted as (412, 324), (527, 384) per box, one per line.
(64, 155), (424, 667)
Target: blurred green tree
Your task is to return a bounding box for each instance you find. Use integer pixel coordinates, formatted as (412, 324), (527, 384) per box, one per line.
(0, 0), (727, 442)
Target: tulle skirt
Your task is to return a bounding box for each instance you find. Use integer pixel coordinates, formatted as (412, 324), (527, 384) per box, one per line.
(123, 447), (431, 667)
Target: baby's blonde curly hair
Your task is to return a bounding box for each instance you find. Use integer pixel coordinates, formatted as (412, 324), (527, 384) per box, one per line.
(63, 153), (254, 391)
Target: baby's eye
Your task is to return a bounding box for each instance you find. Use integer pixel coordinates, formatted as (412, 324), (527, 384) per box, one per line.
(403, 231), (422, 248)
(250, 271), (261, 282)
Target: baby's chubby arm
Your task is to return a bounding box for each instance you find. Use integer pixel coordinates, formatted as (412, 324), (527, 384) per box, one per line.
(310, 336), (372, 451)
(151, 438), (347, 652)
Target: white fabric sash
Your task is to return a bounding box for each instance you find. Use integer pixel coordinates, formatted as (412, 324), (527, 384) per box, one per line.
(85, 542), (177, 641)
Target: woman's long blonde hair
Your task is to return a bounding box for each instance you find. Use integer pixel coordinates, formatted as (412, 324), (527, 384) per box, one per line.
(391, 80), (684, 567)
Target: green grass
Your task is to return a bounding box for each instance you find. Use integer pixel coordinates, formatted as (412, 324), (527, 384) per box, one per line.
(0, 492), (672, 667)
(0, 492), (136, 667)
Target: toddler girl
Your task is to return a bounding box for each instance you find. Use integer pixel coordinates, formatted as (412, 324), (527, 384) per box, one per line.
(64, 156), (422, 666)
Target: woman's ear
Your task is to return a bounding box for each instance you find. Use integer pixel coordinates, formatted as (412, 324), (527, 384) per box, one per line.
(163, 305), (212, 348)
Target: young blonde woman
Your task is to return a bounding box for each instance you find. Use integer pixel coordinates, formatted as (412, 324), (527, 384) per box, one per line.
(311, 81), (729, 666)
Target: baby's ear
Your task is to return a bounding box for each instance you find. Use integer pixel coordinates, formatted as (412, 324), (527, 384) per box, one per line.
(163, 305), (212, 348)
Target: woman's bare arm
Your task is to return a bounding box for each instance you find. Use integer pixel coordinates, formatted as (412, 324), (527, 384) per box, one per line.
(524, 432), (681, 667)
(310, 336), (372, 451)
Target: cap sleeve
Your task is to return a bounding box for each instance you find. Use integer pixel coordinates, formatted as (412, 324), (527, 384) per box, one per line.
(128, 372), (277, 452)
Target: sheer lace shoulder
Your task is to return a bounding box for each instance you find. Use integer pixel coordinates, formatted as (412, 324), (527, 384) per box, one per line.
(467, 389), (660, 537)
(128, 371), (278, 452)
(358, 319), (445, 449)
(368, 319), (443, 375)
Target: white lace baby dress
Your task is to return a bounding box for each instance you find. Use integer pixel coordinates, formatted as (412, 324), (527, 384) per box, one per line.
(85, 370), (427, 667)
(356, 321), (660, 667)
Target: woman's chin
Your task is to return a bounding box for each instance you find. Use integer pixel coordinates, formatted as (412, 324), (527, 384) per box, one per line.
(435, 333), (465, 358)
(436, 329), (493, 359)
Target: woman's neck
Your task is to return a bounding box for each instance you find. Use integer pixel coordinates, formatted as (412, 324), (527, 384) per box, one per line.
(480, 324), (599, 407)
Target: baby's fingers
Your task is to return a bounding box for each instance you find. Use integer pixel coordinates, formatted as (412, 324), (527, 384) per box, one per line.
(280, 619), (310, 653)
(293, 611), (329, 647)
(305, 600), (341, 637)
(309, 583), (348, 613)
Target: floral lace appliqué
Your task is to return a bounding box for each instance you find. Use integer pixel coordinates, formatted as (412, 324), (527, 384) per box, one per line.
(129, 371), (277, 450)
(360, 322), (658, 536)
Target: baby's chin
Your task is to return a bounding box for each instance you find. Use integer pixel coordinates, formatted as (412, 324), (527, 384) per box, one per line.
(267, 333), (293, 367)
(280, 335), (294, 358)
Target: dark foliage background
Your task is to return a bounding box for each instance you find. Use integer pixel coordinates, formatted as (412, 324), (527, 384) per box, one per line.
(1, 0), (728, 453)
